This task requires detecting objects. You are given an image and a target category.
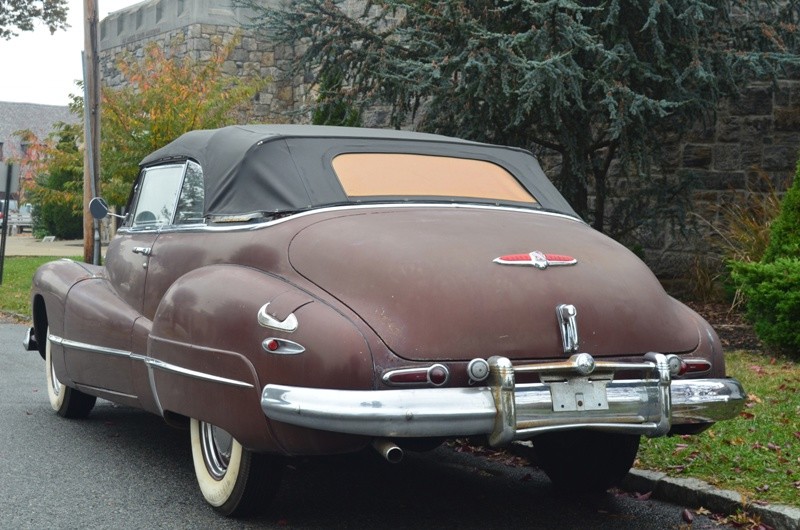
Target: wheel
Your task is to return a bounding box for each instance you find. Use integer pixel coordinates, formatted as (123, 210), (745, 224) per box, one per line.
(45, 328), (96, 418)
(533, 430), (640, 493)
(190, 418), (283, 517)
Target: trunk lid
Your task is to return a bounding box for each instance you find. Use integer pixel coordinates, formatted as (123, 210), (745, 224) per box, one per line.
(289, 207), (698, 361)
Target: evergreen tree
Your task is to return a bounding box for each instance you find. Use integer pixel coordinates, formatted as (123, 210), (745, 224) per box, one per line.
(312, 66), (361, 127)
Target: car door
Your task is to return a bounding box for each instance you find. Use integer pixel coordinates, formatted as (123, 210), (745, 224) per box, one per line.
(106, 163), (188, 313)
(62, 163), (188, 401)
(138, 160), (207, 320)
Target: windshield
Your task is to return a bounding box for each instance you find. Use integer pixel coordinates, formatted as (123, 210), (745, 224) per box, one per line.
(332, 153), (538, 205)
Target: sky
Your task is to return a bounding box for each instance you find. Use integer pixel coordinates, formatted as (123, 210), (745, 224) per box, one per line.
(0, 0), (145, 107)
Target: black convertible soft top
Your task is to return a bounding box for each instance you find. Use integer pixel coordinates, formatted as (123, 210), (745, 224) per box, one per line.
(140, 124), (578, 219)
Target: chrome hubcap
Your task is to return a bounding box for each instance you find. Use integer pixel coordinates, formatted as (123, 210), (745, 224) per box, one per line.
(200, 422), (233, 480)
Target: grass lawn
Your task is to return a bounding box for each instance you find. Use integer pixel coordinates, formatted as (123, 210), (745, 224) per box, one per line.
(1, 256), (798, 506)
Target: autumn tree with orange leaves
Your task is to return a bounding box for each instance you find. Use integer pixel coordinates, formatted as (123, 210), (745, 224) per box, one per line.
(101, 35), (264, 205)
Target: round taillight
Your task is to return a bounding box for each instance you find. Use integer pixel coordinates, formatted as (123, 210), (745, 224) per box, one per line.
(428, 364), (449, 386)
(265, 339), (279, 351)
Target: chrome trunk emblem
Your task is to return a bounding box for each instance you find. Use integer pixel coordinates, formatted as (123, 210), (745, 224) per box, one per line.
(557, 304), (579, 353)
(493, 251), (577, 269)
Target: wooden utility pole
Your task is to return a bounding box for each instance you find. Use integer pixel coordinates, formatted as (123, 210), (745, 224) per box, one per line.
(83, 0), (101, 264)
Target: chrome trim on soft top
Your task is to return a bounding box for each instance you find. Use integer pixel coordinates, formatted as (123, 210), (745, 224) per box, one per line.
(116, 203), (583, 235)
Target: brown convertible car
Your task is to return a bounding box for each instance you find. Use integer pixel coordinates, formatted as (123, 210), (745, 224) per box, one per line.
(25, 125), (745, 516)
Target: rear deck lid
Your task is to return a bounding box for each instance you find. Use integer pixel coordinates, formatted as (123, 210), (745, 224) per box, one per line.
(289, 207), (699, 361)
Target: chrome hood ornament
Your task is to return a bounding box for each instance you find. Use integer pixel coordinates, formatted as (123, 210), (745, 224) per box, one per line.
(493, 251), (577, 269)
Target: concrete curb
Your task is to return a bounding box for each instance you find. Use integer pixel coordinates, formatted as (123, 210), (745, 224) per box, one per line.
(510, 441), (800, 530)
(622, 469), (800, 530)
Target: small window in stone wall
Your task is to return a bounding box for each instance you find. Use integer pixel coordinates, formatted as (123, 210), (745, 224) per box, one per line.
(117, 14), (124, 36)
(0, 142), (4, 161)
(177, 0), (185, 16)
(136, 9), (143, 28)
(156, 1), (163, 22)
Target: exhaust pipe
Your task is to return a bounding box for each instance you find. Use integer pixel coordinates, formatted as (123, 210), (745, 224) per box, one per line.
(372, 438), (404, 463)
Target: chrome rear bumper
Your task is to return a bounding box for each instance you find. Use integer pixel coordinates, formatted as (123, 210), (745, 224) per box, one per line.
(260, 353), (746, 447)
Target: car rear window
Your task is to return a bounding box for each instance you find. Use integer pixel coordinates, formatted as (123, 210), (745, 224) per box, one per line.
(331, 153), (538, 204)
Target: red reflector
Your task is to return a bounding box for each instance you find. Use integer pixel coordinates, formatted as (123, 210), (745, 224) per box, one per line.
(388, 371), (428, 384)
(678, 360), (688, 376)
(266, 339), (279, 351)
(684, 360), (712, 373)
(428, 366), (448, 386)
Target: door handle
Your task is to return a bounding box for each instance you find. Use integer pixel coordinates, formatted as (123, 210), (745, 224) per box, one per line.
(132, 246), (152, 256)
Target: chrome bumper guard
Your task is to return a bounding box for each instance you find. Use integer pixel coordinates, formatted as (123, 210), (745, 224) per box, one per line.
(260, 353), (746, 447)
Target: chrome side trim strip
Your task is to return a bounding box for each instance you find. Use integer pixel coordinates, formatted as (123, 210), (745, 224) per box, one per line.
(74, 383), (137, 401)
(145, 358), (254, 389)
(52, 335), (254, 390)
(49, 334), (131, 358)
(132, 353), (164, 415)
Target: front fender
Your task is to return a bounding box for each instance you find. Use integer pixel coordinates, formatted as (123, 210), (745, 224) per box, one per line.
(148, 264), (374, 454)
(31, 259), (101, 345)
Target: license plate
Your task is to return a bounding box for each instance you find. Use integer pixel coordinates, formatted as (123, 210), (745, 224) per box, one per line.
(548, 377), (610, 411)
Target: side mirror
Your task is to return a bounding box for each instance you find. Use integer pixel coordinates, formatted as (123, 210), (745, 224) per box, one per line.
(89, 197), (109, 220)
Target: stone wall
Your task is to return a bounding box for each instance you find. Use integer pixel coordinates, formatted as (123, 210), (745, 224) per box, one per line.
(645, 80), (798, 284)
(99, 0), (306, 122)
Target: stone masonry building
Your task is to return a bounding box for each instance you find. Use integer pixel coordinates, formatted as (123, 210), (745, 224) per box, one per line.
(99, 0), (300, 122)
(98, 0), (800, 283)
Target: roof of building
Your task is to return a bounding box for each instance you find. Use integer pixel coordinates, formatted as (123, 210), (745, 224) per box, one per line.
(0, 101), (76, 160)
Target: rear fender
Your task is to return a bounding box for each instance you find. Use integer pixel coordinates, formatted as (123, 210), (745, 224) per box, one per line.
(149, 264), (374, 453)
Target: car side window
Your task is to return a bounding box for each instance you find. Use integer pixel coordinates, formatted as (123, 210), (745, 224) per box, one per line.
(130, 164), (185, 229)
(174, 161), (205, 225)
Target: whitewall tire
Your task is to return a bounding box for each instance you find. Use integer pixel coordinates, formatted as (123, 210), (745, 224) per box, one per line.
(190, 418), (282, 517)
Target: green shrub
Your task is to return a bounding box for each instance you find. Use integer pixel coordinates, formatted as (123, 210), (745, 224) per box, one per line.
(730, 159), (800, 354)
(730, 258), (800, 353)
(31, 200), (82, 240)
(763, 168), (800, 262)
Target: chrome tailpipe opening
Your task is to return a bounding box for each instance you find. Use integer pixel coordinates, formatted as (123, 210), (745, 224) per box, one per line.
(372, 438), (404, 464)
